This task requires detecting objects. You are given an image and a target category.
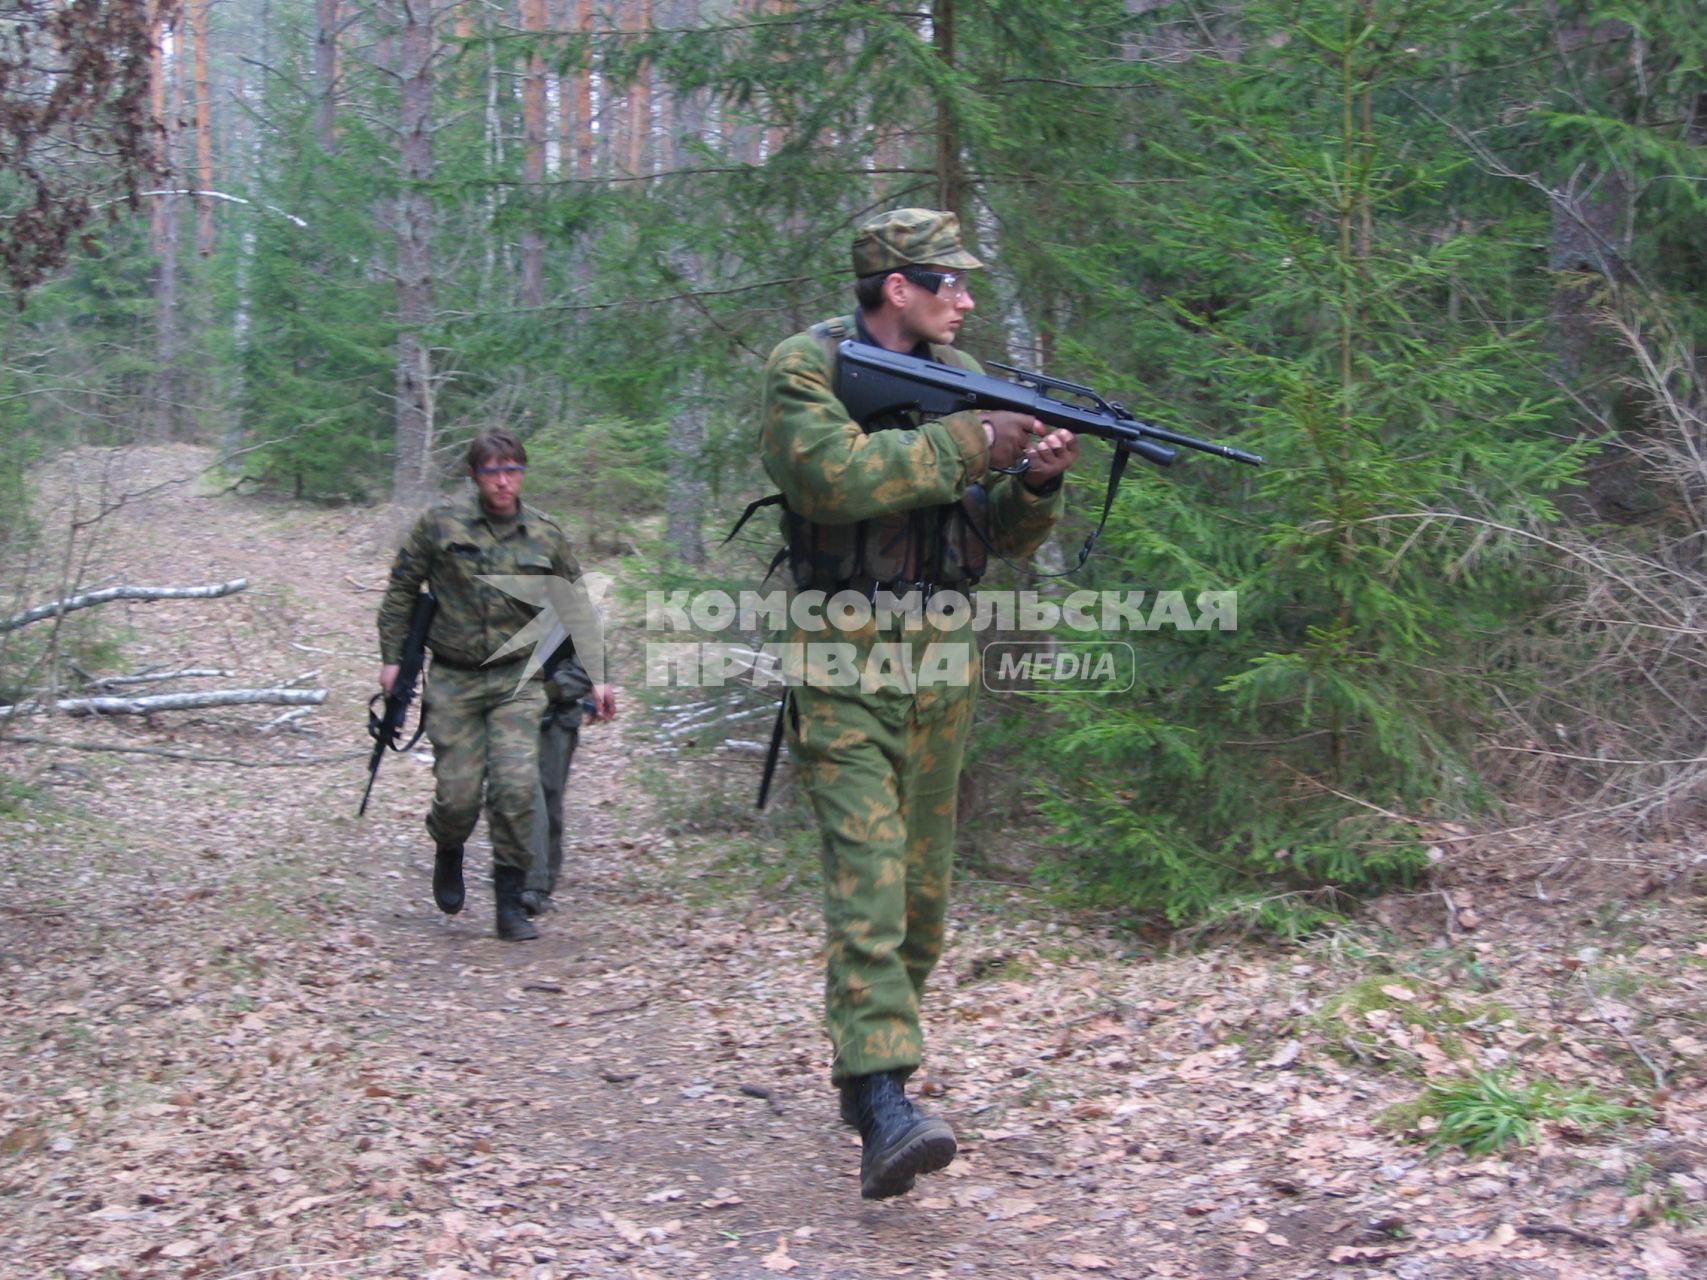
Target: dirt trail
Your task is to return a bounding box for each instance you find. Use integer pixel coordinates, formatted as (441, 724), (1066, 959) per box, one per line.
(3, 446), (1706, 1280)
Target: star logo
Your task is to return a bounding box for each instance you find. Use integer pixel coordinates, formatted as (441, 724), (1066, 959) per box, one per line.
(477, 572), (610, 693)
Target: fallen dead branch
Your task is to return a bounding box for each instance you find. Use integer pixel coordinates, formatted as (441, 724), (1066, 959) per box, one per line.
(0, 688), (325, 718)
(0, 736), (363, 766)
(0, 578), (249, 633)
(82, 667), (235, 688)
(260, 707), (314, 733)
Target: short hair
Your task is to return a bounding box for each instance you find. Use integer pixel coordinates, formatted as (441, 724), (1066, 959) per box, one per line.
(854, 270), (893, 311)
(466, 428), (527, 471)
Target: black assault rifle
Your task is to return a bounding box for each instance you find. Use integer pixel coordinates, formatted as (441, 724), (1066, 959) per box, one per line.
(835, 339), (1261, 575)
(835, 339), (1264, 470)
(358, 589), (436, 817)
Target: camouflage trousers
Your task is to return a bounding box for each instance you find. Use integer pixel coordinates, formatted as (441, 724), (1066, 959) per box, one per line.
(422, 662), (545, 873)
(527, 697), (583, 896)
(787, 680), (974, 1087)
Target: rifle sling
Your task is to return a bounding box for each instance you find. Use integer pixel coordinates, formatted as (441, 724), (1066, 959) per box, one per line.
(956, 446), (1129, 581)
(756, 690), (789, 811)
(723, 492), (785, 545)
(399, 708), (429, 753)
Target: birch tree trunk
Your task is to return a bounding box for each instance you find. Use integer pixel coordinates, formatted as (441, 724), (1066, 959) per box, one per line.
(575, 0), (594, 181)
(482, 25), (502, 287)
(392, 0), (437, 506)
(520, 0), (548, 307)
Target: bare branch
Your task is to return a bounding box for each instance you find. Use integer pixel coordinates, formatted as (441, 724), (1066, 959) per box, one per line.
(83, 667), (235, 689)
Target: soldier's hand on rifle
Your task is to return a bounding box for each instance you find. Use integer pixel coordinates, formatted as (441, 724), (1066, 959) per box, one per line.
(379, 663), (400, 695)
(1022, 428), (1080, 489)
(981, 411), (1045, 470)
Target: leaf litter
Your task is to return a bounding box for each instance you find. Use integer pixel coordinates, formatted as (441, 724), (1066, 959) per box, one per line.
(2, 446), (1705, 1278)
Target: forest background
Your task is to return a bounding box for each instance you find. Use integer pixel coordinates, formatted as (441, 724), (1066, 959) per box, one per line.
(3, 0), (1705, 935)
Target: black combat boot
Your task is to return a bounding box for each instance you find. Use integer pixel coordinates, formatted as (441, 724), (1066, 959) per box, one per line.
(839, 1085), (858, 1127)
(433, 844), (465, 915)
(850, 1071), (956, 1200)
(492, 863), (539, 941)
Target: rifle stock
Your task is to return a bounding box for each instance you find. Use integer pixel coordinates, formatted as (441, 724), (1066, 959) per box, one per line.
(359, 589), (436, 816)
(835, 340), (1263, 469)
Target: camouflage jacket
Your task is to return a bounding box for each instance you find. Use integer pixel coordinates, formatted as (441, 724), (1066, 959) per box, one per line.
(377, 490), (582, 671)
(758, 314), (1063, 591)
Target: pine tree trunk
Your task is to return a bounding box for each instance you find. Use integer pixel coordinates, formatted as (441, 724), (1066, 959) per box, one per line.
(148, 1), (169, 255)
(227, 0), (270, 464)
(555, 0), (573, 178)
(392, 0), (436, 506)
(190, 0), (215, 256)
(932, 0), (960, 218)
(315, 0), (338, 153)
(626, 0), (651, 176)
(152, 21), (182, 441)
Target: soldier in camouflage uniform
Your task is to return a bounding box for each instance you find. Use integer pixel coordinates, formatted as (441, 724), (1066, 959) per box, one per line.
(377, 428), (585, 942)
(758, 209), (1081, 1199)
(522, 640), (616, 917)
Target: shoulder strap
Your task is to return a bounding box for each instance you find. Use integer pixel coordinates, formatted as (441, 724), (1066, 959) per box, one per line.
(809, 315), (853, 357)
(756, 691), (789, 810)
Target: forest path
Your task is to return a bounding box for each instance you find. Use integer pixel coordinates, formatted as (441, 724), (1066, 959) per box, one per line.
(3, 445), (1705, 1280)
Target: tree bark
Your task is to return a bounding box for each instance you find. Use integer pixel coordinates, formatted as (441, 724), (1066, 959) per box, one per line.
(520, 0), (548, 307)
(190, 0), (215, 255)
(625, 0), (651, 177)
(575, 0), (594, 180)
(932, 0), (961, 219)
(315, 0), (339, 153)
(152, 19), (183, 440)
(148, 1), (170, 255)
(1546, 13), (1634, 385)
(392, 0), (437, 506)
(665, 371), (708, 566)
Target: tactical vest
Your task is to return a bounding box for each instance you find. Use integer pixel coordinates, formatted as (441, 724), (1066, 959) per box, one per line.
(781, 317), (989, 595)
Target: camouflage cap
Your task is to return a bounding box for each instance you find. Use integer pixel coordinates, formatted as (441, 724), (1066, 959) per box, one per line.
(851, 208), (983, 277)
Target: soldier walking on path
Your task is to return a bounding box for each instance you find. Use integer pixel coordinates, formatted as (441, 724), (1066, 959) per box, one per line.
(376, 428), (593, 942)
(523, 639), (616, 918)
(757, 209), (1081, 1198)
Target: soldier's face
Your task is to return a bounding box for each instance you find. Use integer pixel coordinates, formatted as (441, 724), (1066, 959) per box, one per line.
(472, 457), (525, 516)
(898, 265), (975, 347)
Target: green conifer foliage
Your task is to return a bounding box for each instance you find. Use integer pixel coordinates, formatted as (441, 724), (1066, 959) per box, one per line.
(1027, 0), (1585, 929)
